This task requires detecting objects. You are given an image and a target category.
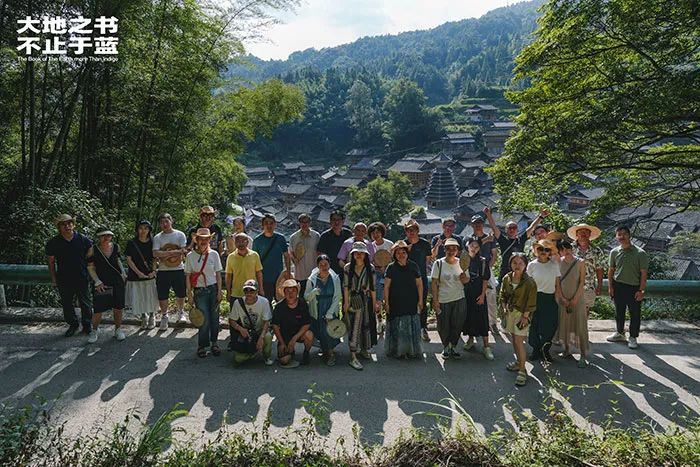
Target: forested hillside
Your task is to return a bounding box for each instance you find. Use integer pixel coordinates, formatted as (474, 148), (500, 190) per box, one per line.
(238, 0), (543, 163)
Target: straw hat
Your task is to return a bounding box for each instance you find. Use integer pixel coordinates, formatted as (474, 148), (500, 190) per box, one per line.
(444, 238), (461, 248)
(55, 214), (75, 226)
(459, 254), (471, 271)
(534, 239), (555, 250)
(188, 306), (204, 328)
(160, 243), (184, 267)
(545, 231), (566, 242)
(403, 219), (420, 231)
(294, 242), (306, 259)
(567, 223), (601, 241)
(327, 319), (347, 339)
(194, 227), (213, 239)
(374, 249), (392, 267)
(199, 205), (216, 215)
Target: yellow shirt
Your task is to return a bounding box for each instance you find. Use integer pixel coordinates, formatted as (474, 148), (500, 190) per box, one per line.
(225, 249), (263, 297)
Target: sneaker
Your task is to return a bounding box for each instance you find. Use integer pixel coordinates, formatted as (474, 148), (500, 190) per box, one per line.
(606, 331), (626, 342)
(64, 325), (79, 337)
(449, 348), (462, 359)
(87, 329), (99, 344)
(177, 310), (187, 323)
(159, 315), (169, 331)
(349, 358), (363, 371)
(147, 313), (156, 329)
(327, 353), (336, 367)
(302, 349), (310, 365)
(483, 347), (494, 361)
(442, 348), (450, 359)
(114, 328), (126, 341)
(264, 357), (274, 366)
(628, 337), (638, 349)
(463, 337), (475, 351)
(141, 314), (148, 329)
(421, 329), (430, 342)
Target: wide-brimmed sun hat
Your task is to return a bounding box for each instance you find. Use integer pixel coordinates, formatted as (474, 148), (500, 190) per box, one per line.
(200, 205), (216, 215)
(350, 242), (369, 255)
(194, 228), (213, 238)
(567, 223), (602, 241)
(55, 214), (75, 226)
(281, 278), (300, 290)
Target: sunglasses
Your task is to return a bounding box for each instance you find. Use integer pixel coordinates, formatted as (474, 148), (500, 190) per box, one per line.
(536, 247), (551, 253)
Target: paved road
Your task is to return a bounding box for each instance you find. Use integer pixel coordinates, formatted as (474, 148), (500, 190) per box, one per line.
(1, 321), (699, 447)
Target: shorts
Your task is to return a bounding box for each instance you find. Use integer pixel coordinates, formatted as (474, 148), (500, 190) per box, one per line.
(156, 270), (186, 300)
(505, 310), (530, 337)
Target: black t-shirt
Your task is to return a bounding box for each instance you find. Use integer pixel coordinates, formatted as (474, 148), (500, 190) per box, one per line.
(91, 243), (123, 287)
(473, 233), (497, 264)
(497, 231), (528, 278)
(404, 237), (431, 280)
(45, 233), (93, 283)
(272, 299), (312, 343)
(126, 238), (154, 281)
(318, 228), (353, 274)
(467, 255), (491, 285)
(188, 223), (223, 251)
(385, 260), (421, 316)
(431, 233), (464, 259)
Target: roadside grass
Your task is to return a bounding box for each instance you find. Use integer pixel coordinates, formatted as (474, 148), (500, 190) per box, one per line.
(2, 386), (699, 467)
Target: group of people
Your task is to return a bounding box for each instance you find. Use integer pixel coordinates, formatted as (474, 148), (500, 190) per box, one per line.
(46, 205), (649, 385)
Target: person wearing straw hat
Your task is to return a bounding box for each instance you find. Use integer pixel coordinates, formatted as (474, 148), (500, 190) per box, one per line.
(431, 238), (470, 359)
(125, 220), (158, 330)
(229, 279), (274, 366)
(304, 254), (342, 366)
(318, 210), (353, 275)
(153, 213), (188, 330)
(289, 213), (321, 297)
(526, 239), (564, 362)
(86, 227), (127, 344)
(384, 240), (423, 359)
(185, 228), (224, 358)
(272, 279), (314, 367)
(343, 242), (379, 370)
(253, 214), (291, 302)
(403, 219), (432, 342)
(46, 214), (94, 337)
(369, 222), (393, 335)
(568, 223), (606, 312)
(188, 206), (224, 255)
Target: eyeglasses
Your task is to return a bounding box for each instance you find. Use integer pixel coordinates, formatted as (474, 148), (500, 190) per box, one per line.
(536, 248), (551, 253)
(201, 214), (214, 218)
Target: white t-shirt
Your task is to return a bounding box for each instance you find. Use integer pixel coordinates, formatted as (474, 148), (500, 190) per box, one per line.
(230, 296), (272, 333)
(373, 239), (394, 252)
(184, 249), (222, 287)
(430, 258), (465, 303)
(153, 230), (187, 271)
(526, 259), (560, 294)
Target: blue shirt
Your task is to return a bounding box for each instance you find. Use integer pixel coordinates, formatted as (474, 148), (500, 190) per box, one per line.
(253, 232), (288, 283)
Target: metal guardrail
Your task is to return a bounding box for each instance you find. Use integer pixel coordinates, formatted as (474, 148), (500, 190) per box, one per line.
(0, 264), (699, 296)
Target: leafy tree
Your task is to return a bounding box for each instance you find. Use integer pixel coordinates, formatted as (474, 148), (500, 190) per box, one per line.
(670, 232), (700, 260)
(382, 79), (443, 150)
(490, 0), (700, 219)
(346, 172), (413, 228)
(345, 80), (382, 146)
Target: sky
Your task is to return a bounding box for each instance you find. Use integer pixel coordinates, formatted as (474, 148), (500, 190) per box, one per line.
(246, 0), (528, 60)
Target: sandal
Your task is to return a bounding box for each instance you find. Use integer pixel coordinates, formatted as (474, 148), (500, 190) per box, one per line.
(211, 345), (221, 357)
(506, 361), (519, 372)
(515, 370), (527, 386)
(197, 348), (207, 358)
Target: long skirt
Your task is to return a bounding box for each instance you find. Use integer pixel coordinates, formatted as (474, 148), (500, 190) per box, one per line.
(125, 279), (159, 315)
(558, 299), (589, 354)
(528, 292), (558, 353)
(385, 314), (422, 358)
(463, 284), (489, 337)
(436, 298), (467, 347)
(347, 295), (377, 353)
(311, 317), (341, 353)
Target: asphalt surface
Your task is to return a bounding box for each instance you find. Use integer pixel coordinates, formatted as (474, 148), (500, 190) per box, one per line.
(1, 320), (699, 447)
